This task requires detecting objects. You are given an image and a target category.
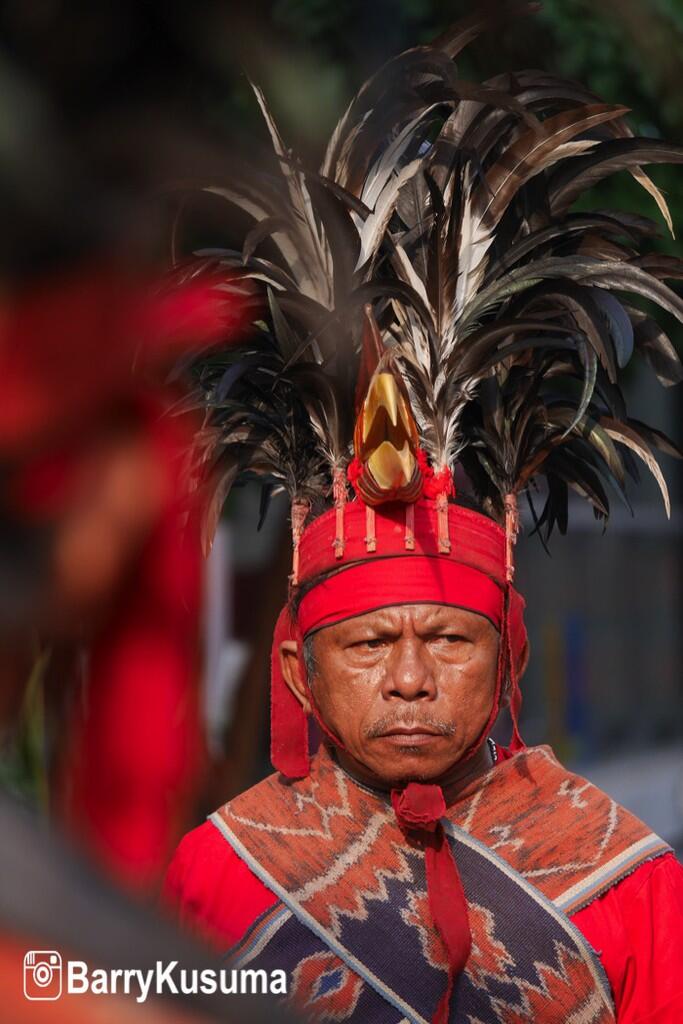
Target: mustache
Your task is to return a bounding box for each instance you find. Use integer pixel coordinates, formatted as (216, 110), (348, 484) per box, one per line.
(365, 714), (456, 739)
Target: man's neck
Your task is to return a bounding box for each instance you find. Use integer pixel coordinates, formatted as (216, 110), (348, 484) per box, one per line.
(332, 739), (494, 802)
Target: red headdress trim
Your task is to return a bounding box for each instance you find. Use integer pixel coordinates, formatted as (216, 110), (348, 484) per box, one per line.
(297, 557), (504, 636)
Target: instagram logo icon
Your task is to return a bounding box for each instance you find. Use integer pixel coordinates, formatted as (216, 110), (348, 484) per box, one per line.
(23, 951), (63, 1000)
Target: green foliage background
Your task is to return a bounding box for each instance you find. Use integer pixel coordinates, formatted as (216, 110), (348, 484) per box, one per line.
(218, 0), (683, 261)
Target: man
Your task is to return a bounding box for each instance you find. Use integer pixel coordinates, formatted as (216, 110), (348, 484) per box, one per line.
(167, 496), (683, 1023)
(166, 8), (683, 1022)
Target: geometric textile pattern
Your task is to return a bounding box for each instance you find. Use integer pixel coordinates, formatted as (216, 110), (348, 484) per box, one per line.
(214, 746), (670, 1022)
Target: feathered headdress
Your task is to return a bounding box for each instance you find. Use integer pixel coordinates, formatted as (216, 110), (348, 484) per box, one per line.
(169, 0), (683, 768)
(171, 1), (682, 570)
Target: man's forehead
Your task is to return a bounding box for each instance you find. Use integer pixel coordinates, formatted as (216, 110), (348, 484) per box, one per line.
(320, 602), (493, 633)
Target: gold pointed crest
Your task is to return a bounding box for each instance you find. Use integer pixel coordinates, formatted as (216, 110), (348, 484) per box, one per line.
(352, 355), (423, 506)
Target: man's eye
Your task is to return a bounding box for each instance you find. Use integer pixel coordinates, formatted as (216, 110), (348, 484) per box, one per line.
(436, 634), (466, 644)
(352, 638), (385, 650)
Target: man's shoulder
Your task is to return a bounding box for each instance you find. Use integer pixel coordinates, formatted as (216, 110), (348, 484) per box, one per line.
(165, 819), (239, 891)
(164, 760), (319, 946)
(164, 817), (278, 947)
(508, 744), (666, 827)
(168, 764), (294, 872)
(224, 767), (288, 812)
(221, 756), (327, 823)
(494, 743), (642, 808)
(479, 744), (674, 913)
(487, 743), (668, 848)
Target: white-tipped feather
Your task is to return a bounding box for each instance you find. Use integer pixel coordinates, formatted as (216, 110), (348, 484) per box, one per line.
(251, 81), (334, 307)
(355, 158), (422, 270)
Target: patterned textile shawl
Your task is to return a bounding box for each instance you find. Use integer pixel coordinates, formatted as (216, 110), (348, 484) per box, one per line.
(210, 746), (670, 1023)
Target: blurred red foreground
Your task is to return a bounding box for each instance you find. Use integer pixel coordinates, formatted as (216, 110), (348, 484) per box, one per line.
(1, 267), (252, 889)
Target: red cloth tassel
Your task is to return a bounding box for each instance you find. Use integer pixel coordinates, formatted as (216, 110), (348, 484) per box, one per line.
(270, 608), (310, 778)
(269, 606), (356, 778)
(392, 784), (471, 1023)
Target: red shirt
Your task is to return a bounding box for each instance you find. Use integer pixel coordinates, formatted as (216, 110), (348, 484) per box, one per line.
(165, 782), (683, 1023)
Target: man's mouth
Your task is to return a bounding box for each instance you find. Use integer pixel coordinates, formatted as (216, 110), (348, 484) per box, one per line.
(381, 726), (441, 736)
(377, 726), (445, 746)
(366, 716), (455, 745)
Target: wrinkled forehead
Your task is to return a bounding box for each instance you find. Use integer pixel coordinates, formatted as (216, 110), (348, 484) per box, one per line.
(306, 600), (501, 641)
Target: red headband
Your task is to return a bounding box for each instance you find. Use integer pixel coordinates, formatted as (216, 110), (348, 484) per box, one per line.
(298, 558), (504, 636)
(270, 498), (527, 778)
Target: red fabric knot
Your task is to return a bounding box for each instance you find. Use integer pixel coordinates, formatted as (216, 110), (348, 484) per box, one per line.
(391, 781), (472, 1024)
(391, 782), (445, 833)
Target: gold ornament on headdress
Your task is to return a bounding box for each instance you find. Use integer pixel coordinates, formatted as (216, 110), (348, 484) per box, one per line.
(353, 366), (423, 506)
(351, 309), (424, 507)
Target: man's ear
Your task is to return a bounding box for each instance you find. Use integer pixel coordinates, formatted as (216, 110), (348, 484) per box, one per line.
(279, 640), (312, 713)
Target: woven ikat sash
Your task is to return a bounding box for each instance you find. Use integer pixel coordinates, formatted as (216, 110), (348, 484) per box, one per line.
(211, 746), (670, 1023)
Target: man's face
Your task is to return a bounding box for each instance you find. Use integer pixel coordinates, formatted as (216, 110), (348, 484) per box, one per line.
(288, 603), (500, 787)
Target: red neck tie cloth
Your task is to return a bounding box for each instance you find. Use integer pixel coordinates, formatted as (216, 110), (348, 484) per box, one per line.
(392, 782), (472, 1024)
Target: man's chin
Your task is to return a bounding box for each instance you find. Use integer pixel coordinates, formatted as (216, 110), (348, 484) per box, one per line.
(332, 739), (467, 790)
(363, 749), (464, 789)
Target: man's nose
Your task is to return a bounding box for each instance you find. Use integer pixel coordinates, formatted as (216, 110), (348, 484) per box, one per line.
(382, 638), (436, 700)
